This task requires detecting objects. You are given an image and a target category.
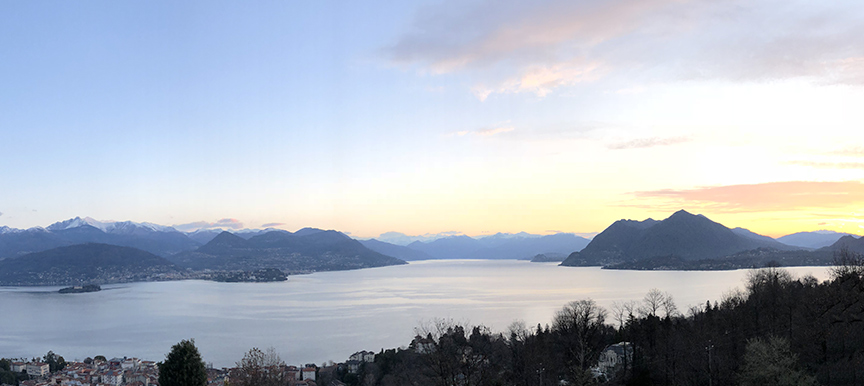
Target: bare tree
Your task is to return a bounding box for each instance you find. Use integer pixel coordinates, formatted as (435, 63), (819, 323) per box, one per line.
(662, 292), (679, 318)
(829, 248), (864, 280)
(611, 300), (639, 329)
(231, 347), (288, 386)
(552, 299), (608, 376)
(507, 320), (531, 343)
(641, 288), (665, 317)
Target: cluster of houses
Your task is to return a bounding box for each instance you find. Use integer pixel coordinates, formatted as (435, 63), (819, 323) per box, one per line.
(2, 357), (322, 386)
(342, 351), (375, 375)
(4, 342), (631, 386)
(7, 357), (165, 386)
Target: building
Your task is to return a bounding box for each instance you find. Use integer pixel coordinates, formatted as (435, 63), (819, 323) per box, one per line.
(411, 335), (436, 354)
(348, 351), (375, 363)
(344, 360), (362, 374)
(301, 367), (316, 381)
(26, 363), (50, 377)
(11, 362), (26, 373)
(592, 342), (633, 380)
(101, 370), (123, 386)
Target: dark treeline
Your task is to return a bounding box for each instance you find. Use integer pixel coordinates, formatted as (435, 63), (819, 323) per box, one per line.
(339, 250), (864, 386)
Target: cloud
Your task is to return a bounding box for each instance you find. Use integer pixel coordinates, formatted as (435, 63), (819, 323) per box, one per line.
(0, 212), (3, 217)
(830, 147), (864, 157)
(607, 136), (691, 150)
(384, 0), (864, 97)
(261, 222), (285, 228)
(471, 60), (604, 100)
(787, 161), (864, 170)
(631, 181), (864, 213)
(448, 122), (515, 137)
(174, 218), (245, 232)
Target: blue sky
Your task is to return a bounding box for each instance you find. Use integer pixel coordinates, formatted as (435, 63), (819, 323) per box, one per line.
(3, 0), (864, 238)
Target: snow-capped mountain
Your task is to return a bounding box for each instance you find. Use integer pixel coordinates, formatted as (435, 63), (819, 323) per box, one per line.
(46, 216), (108, 232)
(46, 217), (181, 234)
(0, 217), (199, 258)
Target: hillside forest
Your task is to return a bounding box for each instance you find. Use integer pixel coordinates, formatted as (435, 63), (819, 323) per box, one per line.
(334, 249), (864, 386)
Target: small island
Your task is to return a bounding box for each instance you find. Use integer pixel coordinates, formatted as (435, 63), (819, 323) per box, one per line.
(58, 284), (101, 294)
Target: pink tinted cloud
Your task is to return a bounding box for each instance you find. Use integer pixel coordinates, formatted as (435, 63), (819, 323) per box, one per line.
(386, 0), (864, 97)
(632, 181), (864, 213)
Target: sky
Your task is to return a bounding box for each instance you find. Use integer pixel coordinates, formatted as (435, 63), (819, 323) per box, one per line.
(2, 0), (864, 238)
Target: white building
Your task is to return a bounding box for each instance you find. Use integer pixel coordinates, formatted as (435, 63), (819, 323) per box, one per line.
(26, 362), (50, 377)
(592, 342), (633, 380)
(301, 367), (316, 381)
(101, 370), (123, 386)
(11, 362), (26, 372)
(348, 350), (375, 363)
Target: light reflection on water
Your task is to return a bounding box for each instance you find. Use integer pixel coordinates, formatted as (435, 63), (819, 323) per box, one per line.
(0, 260), (828, 367)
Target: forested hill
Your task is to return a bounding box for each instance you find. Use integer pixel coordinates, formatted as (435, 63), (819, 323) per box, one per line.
(561, 210), (804, 267)
(342, 255), (864, 386)
(169, 229), (407, 272)
(0, 243), (180, 286)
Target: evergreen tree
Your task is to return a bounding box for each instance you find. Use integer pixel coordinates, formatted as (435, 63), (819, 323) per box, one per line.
(158, 339), (208, 386)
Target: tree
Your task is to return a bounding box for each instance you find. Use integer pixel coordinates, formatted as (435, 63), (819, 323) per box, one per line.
(158, 339), (208, 386)
(640, 288), (671, 317)
(94, 355), (107, 362)
(552, 299), (608, 378)
(43, 351), (66, 372)
(231, 347), (287, 386)
(739, 336), (816, 386)
(829, 248), (864, 280)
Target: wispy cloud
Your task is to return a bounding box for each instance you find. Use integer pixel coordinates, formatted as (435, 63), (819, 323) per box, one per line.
(448, 122), (515, 137)
(261, 222), (285, 228)
(787, 161), (864, 170)
(174, 218), (245, 232)
(471, 60), (604, 100)
(385, 0), (864, 97)
(607, 136), (691, 150)
(631, 181), (864, 213)
(830, 146), (864, 157)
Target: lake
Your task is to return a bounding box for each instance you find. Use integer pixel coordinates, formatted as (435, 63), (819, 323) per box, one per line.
(0, 260), (829, 368)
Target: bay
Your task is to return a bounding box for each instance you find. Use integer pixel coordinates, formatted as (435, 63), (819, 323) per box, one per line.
(0, 260), (829, 367)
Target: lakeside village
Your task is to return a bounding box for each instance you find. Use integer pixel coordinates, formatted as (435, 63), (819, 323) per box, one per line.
(2, 354), (317, 386)
(1, 340), (633, 386)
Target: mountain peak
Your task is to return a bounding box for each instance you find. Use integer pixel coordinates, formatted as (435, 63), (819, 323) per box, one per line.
(197, 231), (252, 254)
(294, 227), (326, 236)
(668, 209), (696, 219)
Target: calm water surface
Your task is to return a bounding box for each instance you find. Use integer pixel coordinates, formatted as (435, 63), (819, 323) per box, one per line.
(0, 260), (828, 367)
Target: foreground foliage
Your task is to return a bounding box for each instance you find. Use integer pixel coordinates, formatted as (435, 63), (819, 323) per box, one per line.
(343, 250), (864, 386)
(158, 339), (208, 386)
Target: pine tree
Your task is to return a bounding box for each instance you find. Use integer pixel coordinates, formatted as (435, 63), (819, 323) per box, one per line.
(158, 339), (208, 386)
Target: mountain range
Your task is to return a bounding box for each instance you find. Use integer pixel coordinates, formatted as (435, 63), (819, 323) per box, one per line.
(170, 229), (406, 272)
(1, 214), (862, 285)
(561, 210), (861, 269)
(0, 243), (182, 286)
